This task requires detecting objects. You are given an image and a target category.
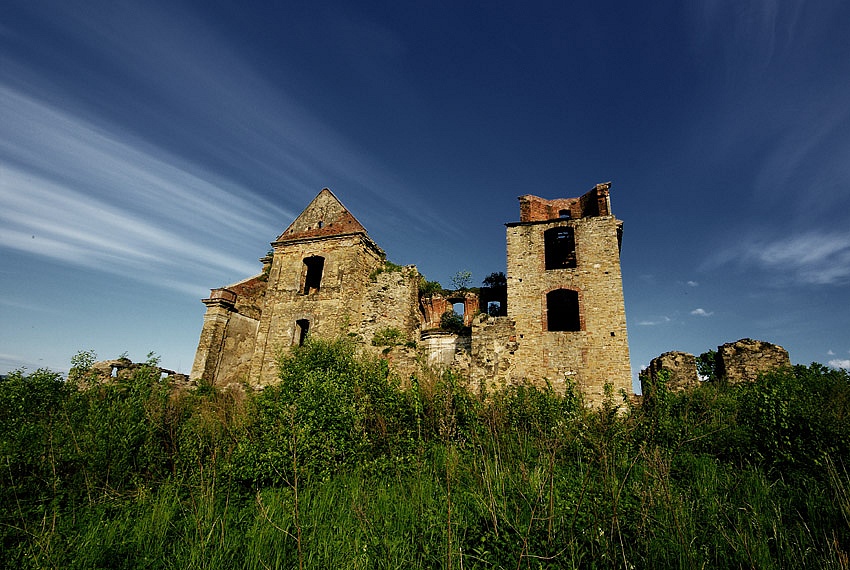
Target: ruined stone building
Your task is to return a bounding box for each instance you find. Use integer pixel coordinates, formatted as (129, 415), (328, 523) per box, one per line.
(640, 339), (792, 396)
(190, 184), (632, 404)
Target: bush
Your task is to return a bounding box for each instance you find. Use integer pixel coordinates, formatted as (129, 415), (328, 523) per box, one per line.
(231, 338), (418, 485)
(440, 311), (466, 334)
(372, 327), (404, 347)
(419, 278), (444, 296)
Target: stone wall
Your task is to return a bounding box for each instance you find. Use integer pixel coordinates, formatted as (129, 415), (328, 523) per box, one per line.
(642, 351), (699, 393)
(358, 266), (421, 346)
(469, 313), (519, 393)
(717, 338), (791, 384)
(89, 358), (190, 385)
(506, 210), (631, 401)
(212, 312), (259, 385)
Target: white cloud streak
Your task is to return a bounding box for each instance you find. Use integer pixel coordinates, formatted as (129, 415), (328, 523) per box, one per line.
(690, 308), (713, 317)
(0, 1), (459, 299)
(2, 1), (450, 237)
(0, 87), (286, 294)
(708, 230), (850, 286)
(829, 359), (850, 370)
(637, 316), (672, 326)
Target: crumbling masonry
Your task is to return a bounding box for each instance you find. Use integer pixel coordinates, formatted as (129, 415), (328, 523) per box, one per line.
(641, 339), (792, 394)
(190, 184), (632, 404)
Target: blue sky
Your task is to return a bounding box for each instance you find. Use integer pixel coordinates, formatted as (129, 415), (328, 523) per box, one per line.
(2, 0), (849, 389)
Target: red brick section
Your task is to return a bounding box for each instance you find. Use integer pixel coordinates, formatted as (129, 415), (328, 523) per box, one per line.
(518, 183), (611, 222)
(420, 296), (450, 330)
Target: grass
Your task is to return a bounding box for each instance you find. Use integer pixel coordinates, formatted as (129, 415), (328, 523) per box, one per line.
(2, 344), (850, 568)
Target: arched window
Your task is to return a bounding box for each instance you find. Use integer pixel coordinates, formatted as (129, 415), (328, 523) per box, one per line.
(295, 319), (310, 346)
(547, 289), (580, 331)
(544, 227), (577, 270)
(302, 256), (324, 294)
(558, 209), (571, 219)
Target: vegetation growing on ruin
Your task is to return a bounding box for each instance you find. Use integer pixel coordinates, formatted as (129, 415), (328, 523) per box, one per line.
(482, 271), (507, 288)
(450, 270), (473, 291)
(371, 326), (405, 347)
(419, 277), (446, 296)
(2, 341), (850, 568)
(369, 259), (404, 281)
(439, 310), (468, 335)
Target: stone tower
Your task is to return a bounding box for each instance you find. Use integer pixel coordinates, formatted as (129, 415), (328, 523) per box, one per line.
(247, 189), (389, 385)
(504, 183), (631, 401)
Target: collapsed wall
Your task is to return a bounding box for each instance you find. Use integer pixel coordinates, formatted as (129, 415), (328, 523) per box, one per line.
(643, 338), (792, 394)
(641, 351), (699, 393)
(717, 338), (791, 384)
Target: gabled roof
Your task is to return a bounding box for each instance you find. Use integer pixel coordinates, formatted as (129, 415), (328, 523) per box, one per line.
(275, 188), (370, 243)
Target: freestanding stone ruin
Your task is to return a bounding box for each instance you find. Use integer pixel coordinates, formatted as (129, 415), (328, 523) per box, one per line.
(190, 184), (632, 404)
(641, 338), (792, 394)
(716, 338), (791, 384)
(642, 351), (700, 393)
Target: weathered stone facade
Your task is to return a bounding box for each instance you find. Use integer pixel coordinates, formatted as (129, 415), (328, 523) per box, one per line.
(717, 338), (791, 384)
(190, 185), (633, 404)
(504, 184), (631, 401)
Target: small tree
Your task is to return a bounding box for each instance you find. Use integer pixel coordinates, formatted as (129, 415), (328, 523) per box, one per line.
(440, 311), (466, 333)
(451, 270), (472, 291)
(697, 350), (718, 381)
(482, 271), (506, 288)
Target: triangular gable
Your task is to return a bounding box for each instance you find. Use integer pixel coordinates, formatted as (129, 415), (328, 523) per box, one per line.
(276, 188), (369, 242)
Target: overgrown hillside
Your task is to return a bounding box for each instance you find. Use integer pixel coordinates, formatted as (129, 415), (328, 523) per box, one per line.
(2, 340), (849, 568)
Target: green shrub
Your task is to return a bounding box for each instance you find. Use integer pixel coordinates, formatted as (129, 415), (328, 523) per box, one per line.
(369, 259), (403, 281)
(419, 278), (444, 296)
(439, 310), (466, 334)
(371, 327), (404, 347)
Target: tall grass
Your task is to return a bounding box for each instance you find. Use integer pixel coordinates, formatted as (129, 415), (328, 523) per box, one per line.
(2, 344), (849, 568)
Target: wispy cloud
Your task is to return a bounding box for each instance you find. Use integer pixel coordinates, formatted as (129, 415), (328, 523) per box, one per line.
(0, 1), (461, 299)
(637, 316), (672, 326)
(707, 230), (850, 286)
(687, 280), (699, 287)
(829, 359), (850, 370)
(0, 88), (289, 294)
(690, 308), (713, 317)
(689, 0), (810, 71)
(1, 1), (451, 238)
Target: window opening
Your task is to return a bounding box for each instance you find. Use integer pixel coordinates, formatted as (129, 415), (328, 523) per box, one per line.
(559, 209), (571, 219)
(544, 227), (577, 269)
(547, 289), (580, 331)
(303, 256), (325, 294)
(487, 301), (502, 316)
(452, 302), (465, 316)
(295, 319), (310, 346)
